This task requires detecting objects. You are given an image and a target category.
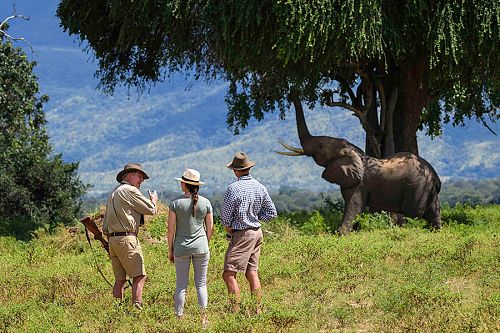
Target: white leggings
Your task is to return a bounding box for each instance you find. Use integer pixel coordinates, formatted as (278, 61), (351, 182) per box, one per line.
(174, 252), (210, 316)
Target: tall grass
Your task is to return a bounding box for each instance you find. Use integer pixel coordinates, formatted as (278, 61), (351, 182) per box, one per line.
(0, 204), (498, 332)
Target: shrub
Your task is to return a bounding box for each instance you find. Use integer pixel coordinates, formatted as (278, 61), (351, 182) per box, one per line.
(300, 210), (327, 235)
(147, 212), (168, 241)
(354, 211), (394, 231)
(0, 41), (88, 240)
(318, 196), (344, 232)
(441, 203), (497, 226)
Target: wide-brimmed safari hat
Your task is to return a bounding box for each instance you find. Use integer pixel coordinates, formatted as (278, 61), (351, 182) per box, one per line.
(116, 163), (150, 183)
(175, 168), (206, 185)
(226, 152), (256, 170)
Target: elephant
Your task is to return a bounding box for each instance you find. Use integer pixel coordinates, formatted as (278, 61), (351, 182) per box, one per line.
(278, 97), (442, 235)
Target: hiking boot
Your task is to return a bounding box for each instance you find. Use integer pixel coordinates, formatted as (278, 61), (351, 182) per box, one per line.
(227, 292), (241, 313)
(229, 299), (240, 313)
(132, 302), (143, 311)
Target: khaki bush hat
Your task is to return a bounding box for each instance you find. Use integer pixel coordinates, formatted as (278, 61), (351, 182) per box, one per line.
(226, 152), (255, 170)
(175, 168), (206, 185)
(116, 163), (150, 183)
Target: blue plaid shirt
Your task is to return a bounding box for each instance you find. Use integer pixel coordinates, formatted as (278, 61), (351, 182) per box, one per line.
(221, 175), (277, 230)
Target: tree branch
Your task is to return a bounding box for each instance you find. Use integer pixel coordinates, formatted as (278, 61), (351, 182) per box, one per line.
(333, 75), (357, 105)
(325, 77), (382, 157)
(324, 100), (361, 116)
(0, 6), (33, 53)
(375, 78), (386, 134)
(480, 117), (497, 135)
(361, 79), (374, 118)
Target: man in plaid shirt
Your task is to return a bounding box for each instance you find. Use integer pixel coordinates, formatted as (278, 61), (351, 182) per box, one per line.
(221, 152), (277, 314)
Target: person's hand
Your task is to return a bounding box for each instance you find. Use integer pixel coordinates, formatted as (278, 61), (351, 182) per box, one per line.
(224, 226), (233, 241)
(148, 190), (158, 205)
(168, 249), (175, 263)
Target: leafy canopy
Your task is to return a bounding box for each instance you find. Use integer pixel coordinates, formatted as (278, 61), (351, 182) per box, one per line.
(57, 0), (498, 135)
(0, 39), (88, 240)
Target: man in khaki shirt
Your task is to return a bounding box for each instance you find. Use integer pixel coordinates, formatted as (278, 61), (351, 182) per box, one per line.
(103, 163), (158, 310)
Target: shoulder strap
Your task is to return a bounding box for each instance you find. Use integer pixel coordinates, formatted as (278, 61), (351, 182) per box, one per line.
(111, 184), (128, 231)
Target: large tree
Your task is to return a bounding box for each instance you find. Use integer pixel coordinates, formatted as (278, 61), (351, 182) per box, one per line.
(57, 0), (498, 157)
(0, 19), (88, 239)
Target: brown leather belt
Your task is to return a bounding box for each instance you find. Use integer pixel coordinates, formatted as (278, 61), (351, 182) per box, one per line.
(108, 232), (136, 237)
(234, 227), (260, 232)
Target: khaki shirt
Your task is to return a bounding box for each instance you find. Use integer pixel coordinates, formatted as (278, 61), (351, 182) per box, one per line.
(103, 181), (157, 235)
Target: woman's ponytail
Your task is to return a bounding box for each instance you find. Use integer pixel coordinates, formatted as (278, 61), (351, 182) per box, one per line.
(186, 183), (199, 217)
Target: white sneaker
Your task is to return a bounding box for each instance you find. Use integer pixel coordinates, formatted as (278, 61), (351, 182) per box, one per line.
(201, 312), (209, 329)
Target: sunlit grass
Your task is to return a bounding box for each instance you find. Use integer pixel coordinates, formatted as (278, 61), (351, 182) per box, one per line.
(1, 204), (498, 332)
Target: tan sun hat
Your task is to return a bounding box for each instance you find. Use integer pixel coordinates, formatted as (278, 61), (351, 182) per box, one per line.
(116, 163), (149, 183)
(226, 152), (256, 170)
(175, 168), (206, 185)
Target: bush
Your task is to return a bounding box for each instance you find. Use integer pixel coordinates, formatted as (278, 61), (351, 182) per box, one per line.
(300, 210), (328, 235)
(147, 212), (168, 241)
(441, 203), (498, 226)
(281, 200), (500, 236)
(354, 211), (394, 231)
(318, 196), (344, 232)
(0, 41), (88, 239)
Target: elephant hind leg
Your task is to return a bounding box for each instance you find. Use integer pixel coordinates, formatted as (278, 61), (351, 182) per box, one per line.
(423, 197), (441, 229)
(390, 212), (405, 226)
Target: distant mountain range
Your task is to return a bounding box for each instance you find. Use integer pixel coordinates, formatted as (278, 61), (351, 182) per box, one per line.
(3, 0), (499, 196)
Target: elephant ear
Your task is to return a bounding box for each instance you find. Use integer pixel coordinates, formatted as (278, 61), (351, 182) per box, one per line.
(322, 148), (364, 188)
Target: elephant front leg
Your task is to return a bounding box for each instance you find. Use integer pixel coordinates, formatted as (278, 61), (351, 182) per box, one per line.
(339, 186), (365, 235)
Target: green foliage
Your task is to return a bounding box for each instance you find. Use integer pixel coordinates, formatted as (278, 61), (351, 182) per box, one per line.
(284, 199), (500, 235)
(0, 204), (498, 332)
(354, 211), (394, 231)
(272, 187), (341, 213)
(57, 0), (498, 147)
(317, 195), (345, 231)
(441, 202), (500, 226)
(0, 40), (88, 240)
(147, 213), (168, 241)
(281, 198), (343, 235)
(300, 210), (327, 235)
(403, 216), (429, 229)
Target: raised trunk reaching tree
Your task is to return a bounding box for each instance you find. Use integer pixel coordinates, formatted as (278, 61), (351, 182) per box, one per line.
(290, 89), (312, 146)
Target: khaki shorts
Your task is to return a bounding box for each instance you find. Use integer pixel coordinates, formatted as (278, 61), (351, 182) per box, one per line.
(108, 235), (146, 280)
(224, 228), (263, 273)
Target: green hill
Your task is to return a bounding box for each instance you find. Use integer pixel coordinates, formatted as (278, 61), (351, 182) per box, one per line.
(3, 0), (498, 197)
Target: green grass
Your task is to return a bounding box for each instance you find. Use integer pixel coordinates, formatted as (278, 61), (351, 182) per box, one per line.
(0, 204), (499, 332)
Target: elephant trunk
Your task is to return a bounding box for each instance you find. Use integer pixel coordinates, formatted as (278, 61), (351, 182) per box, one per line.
(275, 89), (310, 157)
(290, 89), (311, 146)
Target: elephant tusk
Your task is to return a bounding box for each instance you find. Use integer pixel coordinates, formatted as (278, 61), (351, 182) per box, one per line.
(275, 150), (304, 156)
(278, 140), (304, 154)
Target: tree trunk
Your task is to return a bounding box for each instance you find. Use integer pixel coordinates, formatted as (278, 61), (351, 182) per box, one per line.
(382, 86), (397, 157)
(393, 61), (430, 155)
(365, 87), (380, 157)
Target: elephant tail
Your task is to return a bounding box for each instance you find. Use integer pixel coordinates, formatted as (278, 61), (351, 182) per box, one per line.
(435, 178), (441, 194)
(432, 168), (442, 195)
